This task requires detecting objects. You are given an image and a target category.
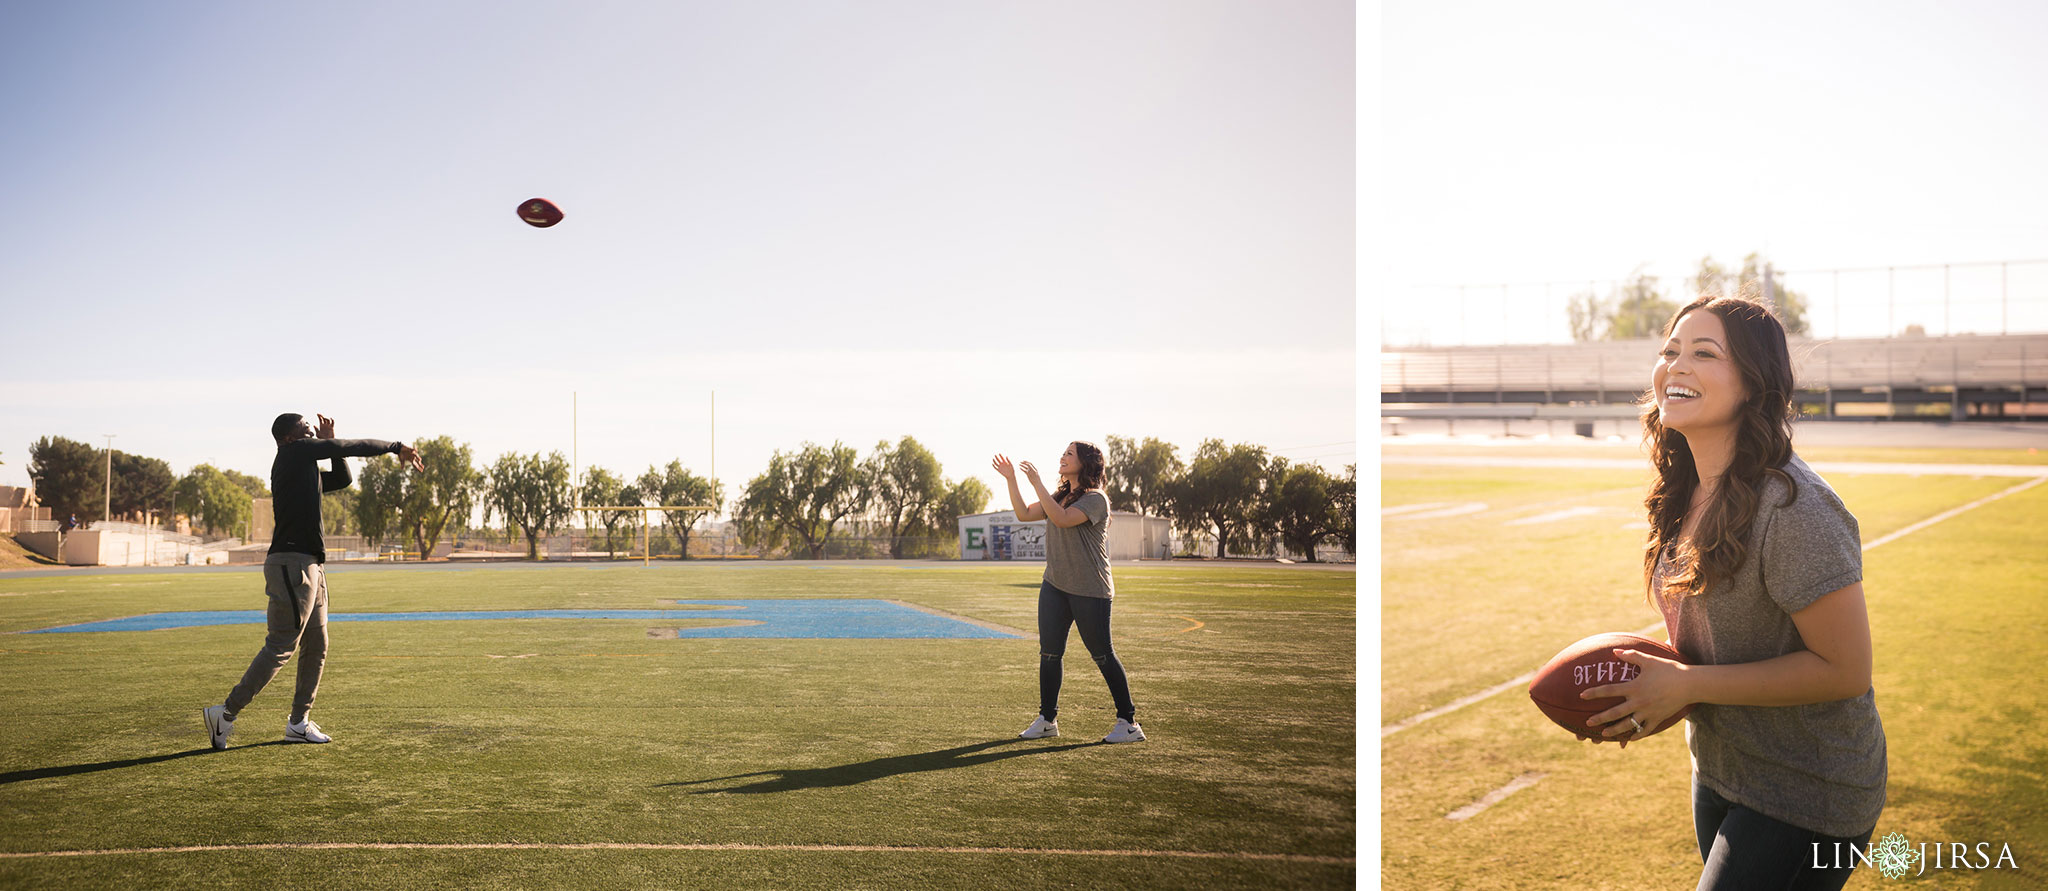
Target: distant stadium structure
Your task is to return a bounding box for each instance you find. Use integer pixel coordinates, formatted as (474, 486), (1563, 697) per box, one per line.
(956, 510), (1175, 561)
(1383, 333), (2048, 430)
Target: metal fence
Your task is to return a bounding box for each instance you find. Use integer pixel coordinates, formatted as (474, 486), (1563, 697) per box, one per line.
(343, 529), (1356, 564)
(1384, 259), (2048, 347)
(349, 529), (961, 561)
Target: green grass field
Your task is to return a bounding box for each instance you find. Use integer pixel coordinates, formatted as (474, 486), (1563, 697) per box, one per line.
(0, 563), (1356, 889)
(1382, 447), (2048, 889)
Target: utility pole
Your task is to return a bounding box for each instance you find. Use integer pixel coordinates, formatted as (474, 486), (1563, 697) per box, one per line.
(709, 390), (716, 517)
(572, 391), (578, 517)
(102, 435), (115, 525)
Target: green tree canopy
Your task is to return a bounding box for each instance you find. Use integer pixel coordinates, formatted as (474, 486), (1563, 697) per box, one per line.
(27, 436), (101, 524)
(931, 477), (991, 534)
(360, 435), (476, 560)
(1690, 253), (1810, 335)
(1604, 269), (1681, 340)
(1104, 435), (1183, 518)
(175, 464), (255, 539)
(576, 466), (635, 558)
(1170, 440), (1274, 558)
(1261, 460), (1348, 562)
(1569, 253), (1810, 342)
(862, 436), (947, 558)
(221, 468), (270, 500)
(109, 452), (176, 519)
(734, 441), (865, 559)
(484, 451), (575, 560)
(636, 461), (720, 559)
(322, 489), (358, 537)
(1335, 464), (1356, 556)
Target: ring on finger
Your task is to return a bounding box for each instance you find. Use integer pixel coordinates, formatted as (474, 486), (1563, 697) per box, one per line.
(1628, 716), (1644, 733)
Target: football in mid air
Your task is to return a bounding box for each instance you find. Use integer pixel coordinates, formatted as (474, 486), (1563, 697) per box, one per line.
(517, 198), (564, 228)
(1528, 632), (1693, 740)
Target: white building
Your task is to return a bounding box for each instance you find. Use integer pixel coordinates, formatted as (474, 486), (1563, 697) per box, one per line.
(956, 510), (1174, 561)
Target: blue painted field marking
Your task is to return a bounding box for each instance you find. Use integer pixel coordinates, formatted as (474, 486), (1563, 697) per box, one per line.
(23, 599), (1018, 640)
(667, 600), (1017, 639)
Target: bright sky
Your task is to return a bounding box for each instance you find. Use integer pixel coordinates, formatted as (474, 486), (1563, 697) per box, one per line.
(1384, 0), (2048, 346)
(0, 1), (1356, 500)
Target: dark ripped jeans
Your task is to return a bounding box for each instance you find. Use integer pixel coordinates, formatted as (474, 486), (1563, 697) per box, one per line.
(1038, 581), (1136, 723)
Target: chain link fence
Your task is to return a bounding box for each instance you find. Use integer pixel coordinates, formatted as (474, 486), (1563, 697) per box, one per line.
(1385, 259), (2048, 347)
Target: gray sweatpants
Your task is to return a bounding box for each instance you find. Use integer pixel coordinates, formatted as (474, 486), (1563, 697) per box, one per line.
(223, 553), (328, 722)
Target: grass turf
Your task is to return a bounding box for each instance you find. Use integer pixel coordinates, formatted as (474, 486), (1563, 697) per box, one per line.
(1381, 460), (2047, 889)
(0, 563), (1356, 889)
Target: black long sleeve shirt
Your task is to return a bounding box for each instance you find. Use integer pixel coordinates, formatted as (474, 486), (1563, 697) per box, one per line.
(268, 437), (404, 562)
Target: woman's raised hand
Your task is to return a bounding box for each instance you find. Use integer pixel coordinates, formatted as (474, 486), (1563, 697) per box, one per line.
(991, 454), (1017, 480)
(1018, 461), (1042, 485)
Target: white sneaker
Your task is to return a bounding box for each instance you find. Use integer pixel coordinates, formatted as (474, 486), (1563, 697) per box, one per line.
(285, 719), (332, 744)
(1018, 715), (1060, 739)
(1103, 719), (1146, 743)
(203, 705), (234, 750)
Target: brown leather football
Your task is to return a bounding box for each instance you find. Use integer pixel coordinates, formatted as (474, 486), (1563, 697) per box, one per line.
(1528, 632), (1693, 740)
(518, 197), (564, 228)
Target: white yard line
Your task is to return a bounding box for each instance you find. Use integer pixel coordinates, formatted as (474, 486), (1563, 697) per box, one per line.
(1504, 506), (1604, 526)
(1445, 773), (1548, 821)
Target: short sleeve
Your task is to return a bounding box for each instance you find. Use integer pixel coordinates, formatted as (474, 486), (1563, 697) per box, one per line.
(1758, 478), (1862, 614)
(1077, 491), (1109, 526)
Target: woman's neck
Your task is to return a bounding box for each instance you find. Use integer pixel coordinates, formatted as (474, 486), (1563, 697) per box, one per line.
(1684, 424), (1738, 492)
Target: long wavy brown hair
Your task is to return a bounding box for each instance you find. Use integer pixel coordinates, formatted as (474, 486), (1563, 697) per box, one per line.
(1051, 440), (1107, 508)
(1641, 296), (1798, 600)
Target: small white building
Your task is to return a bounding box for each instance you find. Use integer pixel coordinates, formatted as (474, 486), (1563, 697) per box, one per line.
(956, 510), (1174, 561)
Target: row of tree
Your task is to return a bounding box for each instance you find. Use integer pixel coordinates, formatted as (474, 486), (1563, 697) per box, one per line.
(1567, 253), (1812, 341)
(22, 433), (1359, 562)
(1104, 436), (1355, 561)
(26, 436), (268, 536)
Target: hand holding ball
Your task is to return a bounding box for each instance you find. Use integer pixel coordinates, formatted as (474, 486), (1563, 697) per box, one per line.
(1528, 632), (1693, 742)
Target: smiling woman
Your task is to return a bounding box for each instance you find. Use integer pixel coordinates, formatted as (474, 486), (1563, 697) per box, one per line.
(1587, 296), (1886, 891)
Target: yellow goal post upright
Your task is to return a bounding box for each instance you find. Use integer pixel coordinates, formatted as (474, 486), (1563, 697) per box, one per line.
(570, 390), (719, 566)
(575, 505), (717, 566)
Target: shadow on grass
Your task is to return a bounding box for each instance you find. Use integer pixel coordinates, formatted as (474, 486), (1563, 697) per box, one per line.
(0, 741), (289, 786)
(662, 739), (1101, 794)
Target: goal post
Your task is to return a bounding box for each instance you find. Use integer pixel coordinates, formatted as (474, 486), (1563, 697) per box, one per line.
(576, 505), (717, 566)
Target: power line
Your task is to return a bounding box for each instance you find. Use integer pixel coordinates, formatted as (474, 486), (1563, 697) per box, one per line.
(1270, 440), (1356, 453)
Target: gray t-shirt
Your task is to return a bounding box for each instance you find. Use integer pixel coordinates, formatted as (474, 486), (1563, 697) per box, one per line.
(1654, 454), (1885, 837)
(1042, 490), (1114, 599)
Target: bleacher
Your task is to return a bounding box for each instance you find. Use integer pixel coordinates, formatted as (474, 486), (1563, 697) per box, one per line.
(1382, 333), (2048, 420)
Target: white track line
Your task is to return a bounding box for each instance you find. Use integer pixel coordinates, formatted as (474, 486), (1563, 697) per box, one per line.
(1381, 672), (1537, 738)
(1861, 476), (2047, 551)
(1385, 503), (1487, 521)
(0, 842), (1351, 865)
(1445, 773), (1547, 821)
(1505, 506), (1603, 526)
(1382, 473), (2048, 738)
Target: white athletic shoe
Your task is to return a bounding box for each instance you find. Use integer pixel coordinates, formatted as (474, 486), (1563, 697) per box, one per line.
(204, 705), (234, 750)
(1103, 719), (1146, 744)
(1018, 715), (1060, 739)
(285, 719), (332, 744)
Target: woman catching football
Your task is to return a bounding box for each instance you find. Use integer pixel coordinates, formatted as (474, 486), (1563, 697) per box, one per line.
(992, 441), (1144, 744)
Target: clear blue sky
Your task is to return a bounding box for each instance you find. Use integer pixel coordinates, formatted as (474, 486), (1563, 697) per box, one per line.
(1383, 0), (2048, 346)
(0, 1), (1357, 499)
